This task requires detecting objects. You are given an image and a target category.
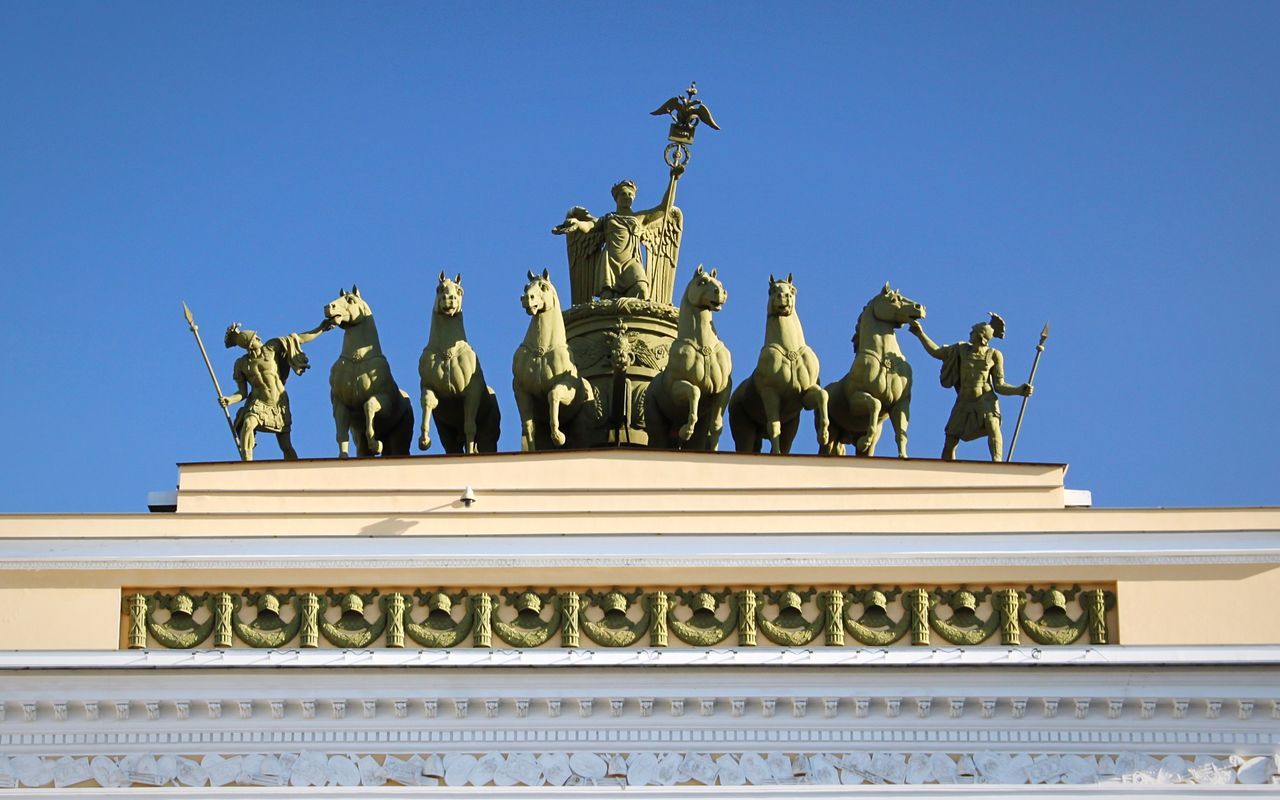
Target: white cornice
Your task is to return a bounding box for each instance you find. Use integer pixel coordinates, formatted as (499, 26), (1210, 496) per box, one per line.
(2, 645), (1279, 670)
(2, 532), (1278, 571)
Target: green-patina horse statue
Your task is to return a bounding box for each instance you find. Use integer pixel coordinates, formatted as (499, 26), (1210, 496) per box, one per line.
(729, 274), (829, 453)
(325, 286), (414, 457)
(645, 265), (733, 450)
(511, 270), (594, 450)
(823, 283), (925, 458)
(418, 272), (500, 454)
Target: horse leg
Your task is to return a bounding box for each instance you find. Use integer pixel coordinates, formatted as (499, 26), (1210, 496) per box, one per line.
(669, 380), (702, 442)
(759, 386), (783, 454)
(803, 385), (830, 446)
(888, 399), (910, 459)
(332, 398), (352, 459)
(705, 389), (730, 451)
(847, 390), (881, 456)
(462, 382), (483, 454)
(363, 396), (384, 456)
(546, 381), (578, 447)
(419, 387), (438, 451)
(779, 415), (800, 455)
(514, 388), (537, 451)
(276, 431), (298, 461)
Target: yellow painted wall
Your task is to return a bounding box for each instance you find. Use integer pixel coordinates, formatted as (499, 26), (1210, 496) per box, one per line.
(0, 578), (122, 649)
(1118, 566), (1280, 644)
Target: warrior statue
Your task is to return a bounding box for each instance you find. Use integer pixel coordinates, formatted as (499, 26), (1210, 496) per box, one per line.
(553, 165), (685, 305)
(908, 314), (1033, 462)
(220, 321), (330, 461)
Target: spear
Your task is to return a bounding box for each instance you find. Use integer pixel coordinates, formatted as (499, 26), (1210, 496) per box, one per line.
(182, 301), (242, 457)
(1006, 322), (1049, 462)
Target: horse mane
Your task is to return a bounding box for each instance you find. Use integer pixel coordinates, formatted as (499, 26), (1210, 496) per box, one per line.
(851, 298), (875, 354)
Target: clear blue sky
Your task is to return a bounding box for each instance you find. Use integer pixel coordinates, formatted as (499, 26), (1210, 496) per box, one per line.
(2, 2), (1277, 511)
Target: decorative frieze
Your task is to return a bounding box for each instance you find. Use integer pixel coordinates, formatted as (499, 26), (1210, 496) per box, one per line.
(121, 584), (1116, 650)
(0, 750), (1274, 789)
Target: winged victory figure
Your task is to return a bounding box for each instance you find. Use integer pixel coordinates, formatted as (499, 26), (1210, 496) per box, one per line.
(552, 164), (685, 306)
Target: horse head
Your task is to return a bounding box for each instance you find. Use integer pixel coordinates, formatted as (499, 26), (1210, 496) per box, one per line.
(767, 273), (797, 317)
(521, 269), (560, 317)
(682, 265), (727, 312)
(325, 285), (374, 329)
(868, 282), (925, 328)
(435, 272), (464, 317)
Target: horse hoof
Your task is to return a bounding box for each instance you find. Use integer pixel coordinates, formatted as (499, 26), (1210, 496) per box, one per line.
(371, 439), (383, 456)
(551, 430), (566, 447)
(678, 424), (695, 441)
(418, 436), (432, 451)
(338, 451), (350, 460)
(817, 427), (830, 446)
(466, 443), (478, 455)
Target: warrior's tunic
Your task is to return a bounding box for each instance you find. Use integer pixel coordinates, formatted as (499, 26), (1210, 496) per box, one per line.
(937, 343), (1002, 442)
(232, 334), (308, 434)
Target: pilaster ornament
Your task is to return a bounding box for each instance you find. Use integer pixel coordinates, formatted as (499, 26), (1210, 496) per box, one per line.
(670, 699), (685, 717)
(1237, 700), (1253, 720)
(948, 698), (965, 718)
(559, 591), (580, 648)
(759, 698), (775, 718)
(300, 699), (315, 719)
(145, 701), (161, 721)
(758, 587), (823, 646)
(82, 701), (97, 721)
(145, 592), (214, 649)
(1042, 697), (1059, 718)
(980, 698), (996, 719)
(648, 591), (669, 647)
(929, 587), (1000, 645)
(320, 590), (386, 648)
(1172, 699), (1189, 720)
(824, 698), (839, 718)
(1107, 698), (1124, 719)
(1205, 699), (1222, 719)
(114, 702), (129, 721)
(21, 703), (36, 723)
(52, 702), (67, 722)
(118, 584), (1118, 650)
(205, 701), (220, 719)
(406, 591), (475, 648)
(514, 699), (529, 718)
(1074, 698), (1090, 719)
(669, 589), (737, 646)
(854, 698), (870, 718)
(581, 589), (648, 647)
(639, 698), (654, 717)
(884, 698), (901, 718)
(1010, 698), (1027, 719)
(915, 698), (932, 718)
(1140, 699), (1157, 719)
(493, 590), (561, 648)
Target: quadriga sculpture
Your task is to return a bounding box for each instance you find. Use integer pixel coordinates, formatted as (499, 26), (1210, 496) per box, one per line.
(728, 274), (829, 453)
(418, 272), (501, 454)
(512, 270), (595, 450)
(823, 283), (925, 458)
(324, 286), (414, 457)
(645, 265), (732, 450)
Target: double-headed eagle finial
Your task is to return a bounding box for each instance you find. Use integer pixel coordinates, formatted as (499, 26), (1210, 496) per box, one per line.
(650, 82), (721, 140)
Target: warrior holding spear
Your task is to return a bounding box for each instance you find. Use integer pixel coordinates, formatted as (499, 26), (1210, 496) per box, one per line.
(218, 320), (332, 460)
(908, 313), (1032, 462)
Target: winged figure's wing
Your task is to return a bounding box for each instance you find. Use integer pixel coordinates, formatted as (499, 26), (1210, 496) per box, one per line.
(562, 211), (604, 306)
(641, 206), (683, 305)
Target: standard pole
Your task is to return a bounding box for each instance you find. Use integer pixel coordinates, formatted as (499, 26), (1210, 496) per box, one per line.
(1006, 322), (1049, 462)
(182, 301), (242, 457)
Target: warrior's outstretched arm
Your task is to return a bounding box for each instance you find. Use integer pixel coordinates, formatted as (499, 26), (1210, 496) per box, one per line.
(908, 320), (945, 360)
(293, 320), (333, 345)
(990, 350), (1033, 397)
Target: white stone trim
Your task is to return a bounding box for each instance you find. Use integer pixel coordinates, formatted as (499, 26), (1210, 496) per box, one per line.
(3, 645), (1280, 670)
(2, 531), (1279, 571)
